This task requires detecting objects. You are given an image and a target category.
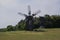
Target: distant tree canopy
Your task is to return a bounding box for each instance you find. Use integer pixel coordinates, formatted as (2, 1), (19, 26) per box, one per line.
(7, 25), (15, 31)
(5, 15), (60, 31)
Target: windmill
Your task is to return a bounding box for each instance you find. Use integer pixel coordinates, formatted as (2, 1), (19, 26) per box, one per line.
(18, 5), (40, 31)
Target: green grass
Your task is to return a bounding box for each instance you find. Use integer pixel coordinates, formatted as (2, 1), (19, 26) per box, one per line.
(0, 28), (60, 40)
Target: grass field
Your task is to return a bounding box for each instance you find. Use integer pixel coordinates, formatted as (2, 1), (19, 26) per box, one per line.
(0, 28), (60, 40)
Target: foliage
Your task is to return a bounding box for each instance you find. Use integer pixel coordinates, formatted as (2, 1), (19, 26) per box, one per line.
(15, 20), (26, 30)
(7, 25), (15, 31)
(0, 28), (7, 32)
(1, 15), (60, 31)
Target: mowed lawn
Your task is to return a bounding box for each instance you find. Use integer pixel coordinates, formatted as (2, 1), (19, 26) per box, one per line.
(0, 28), (60, 40)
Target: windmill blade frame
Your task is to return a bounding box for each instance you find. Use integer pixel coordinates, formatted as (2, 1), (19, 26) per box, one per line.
(18, 12), (27, 17)
(32, 10), (41, 16)
(28, 5), (31, 16)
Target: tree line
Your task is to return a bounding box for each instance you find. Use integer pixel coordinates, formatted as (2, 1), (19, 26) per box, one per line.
(0, 14), (60, 31)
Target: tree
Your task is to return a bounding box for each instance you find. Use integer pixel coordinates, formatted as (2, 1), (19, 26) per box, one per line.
(7, 25), (15, 31)
(15, 20), (26, 30)
(52, 15), (60, 28)
(44, 14), (53, 28)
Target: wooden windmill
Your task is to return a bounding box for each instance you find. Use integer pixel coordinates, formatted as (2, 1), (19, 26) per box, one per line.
(18, 5), (40, 31)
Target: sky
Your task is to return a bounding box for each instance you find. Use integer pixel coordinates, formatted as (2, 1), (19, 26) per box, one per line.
(0, 0), (60, 28)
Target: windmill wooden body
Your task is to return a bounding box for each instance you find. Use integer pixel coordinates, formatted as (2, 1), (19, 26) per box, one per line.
(18, 6), (40, 31)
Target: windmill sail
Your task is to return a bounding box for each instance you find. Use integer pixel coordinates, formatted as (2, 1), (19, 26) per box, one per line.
(28, 5), (31, 16)
(32, 10), (41, 16)
(18, 12), (27, 17)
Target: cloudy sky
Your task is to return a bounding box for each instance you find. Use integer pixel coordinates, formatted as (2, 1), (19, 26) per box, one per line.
(0, 0), (60, 28)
